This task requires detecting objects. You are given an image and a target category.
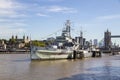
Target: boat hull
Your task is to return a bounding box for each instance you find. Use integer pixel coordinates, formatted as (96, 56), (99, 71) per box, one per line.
(30, 49), (73, 60)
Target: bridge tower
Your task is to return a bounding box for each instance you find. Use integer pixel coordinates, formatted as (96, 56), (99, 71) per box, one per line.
(104, 29), (111, 50)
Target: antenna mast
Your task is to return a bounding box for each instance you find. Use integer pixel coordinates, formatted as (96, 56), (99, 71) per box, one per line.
(65, 20), (71, 38)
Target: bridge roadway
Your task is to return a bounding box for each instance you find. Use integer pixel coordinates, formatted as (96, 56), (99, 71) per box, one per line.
(111, 35), (120, 38)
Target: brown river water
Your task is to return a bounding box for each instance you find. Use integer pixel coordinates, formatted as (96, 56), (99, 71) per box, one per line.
(0, 54), (120, 80)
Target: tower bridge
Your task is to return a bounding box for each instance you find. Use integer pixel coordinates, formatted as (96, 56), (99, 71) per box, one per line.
(104, 29), (120, 52)
(111, 35), (120, 38)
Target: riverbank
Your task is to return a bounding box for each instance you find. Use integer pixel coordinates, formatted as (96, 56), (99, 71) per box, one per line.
(0, 52), (30, 54)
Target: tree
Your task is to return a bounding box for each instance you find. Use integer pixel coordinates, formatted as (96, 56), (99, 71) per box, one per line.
(32, 40), (46, 47)
(25, 43), (30, 47)
(9, 38), (16, 44)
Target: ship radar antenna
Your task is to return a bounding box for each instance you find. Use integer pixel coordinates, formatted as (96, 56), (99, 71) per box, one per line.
(64, 20), (71, 38)
(65, 20), (71, 27)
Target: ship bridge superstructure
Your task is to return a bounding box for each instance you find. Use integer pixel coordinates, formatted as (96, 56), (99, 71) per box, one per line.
(62, 20), (71, 38)
(55, 20), (73, 47)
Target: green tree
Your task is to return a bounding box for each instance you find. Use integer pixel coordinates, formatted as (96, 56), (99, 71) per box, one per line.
(9, 38), (16, 44)
(32, 40), (46, 47)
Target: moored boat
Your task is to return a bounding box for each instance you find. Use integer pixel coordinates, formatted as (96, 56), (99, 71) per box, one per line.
(30, 46), (73, 60)
(30, 20), (75, 60)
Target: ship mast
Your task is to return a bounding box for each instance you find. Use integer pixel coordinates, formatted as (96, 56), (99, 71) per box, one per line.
(62, 20), (71, 38)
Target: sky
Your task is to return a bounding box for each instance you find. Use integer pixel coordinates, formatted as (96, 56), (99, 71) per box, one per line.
(0, 0), (120, 44)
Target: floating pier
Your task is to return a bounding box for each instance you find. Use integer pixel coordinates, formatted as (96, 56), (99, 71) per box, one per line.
(92, 51), (102, 57)
(72, 50), (102, 59)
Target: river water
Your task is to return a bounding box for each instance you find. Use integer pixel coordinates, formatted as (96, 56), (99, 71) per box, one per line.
(0, 54), (120, 80)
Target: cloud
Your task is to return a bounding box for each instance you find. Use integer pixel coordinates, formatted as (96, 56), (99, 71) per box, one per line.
(46, 6), (77, 13)
(0, 0), (27, 38)
(0, 0), (14, 9)
(12, 22), (27, 27)
(36, 13), (49, 17)
(96, 15), (120, 20)
(34, 0), (64, 2)
(0, 9), (15, 16)
(0, 19), (25, 23)
(0, 26), (25, 36)
(0, 23), (26, 38)
(0, 0), (77, 39)
(48, 0), (64, 2)
(0, 0), (26, 18)
(38, 6), (77, 14)
(9, 14), (27, 18)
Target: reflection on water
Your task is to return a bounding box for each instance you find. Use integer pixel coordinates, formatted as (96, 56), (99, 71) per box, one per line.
(0, 54), (120, 80)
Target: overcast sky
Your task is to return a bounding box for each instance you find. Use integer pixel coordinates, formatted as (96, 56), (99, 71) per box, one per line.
(0, 0), (120, 44)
